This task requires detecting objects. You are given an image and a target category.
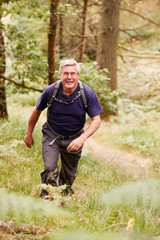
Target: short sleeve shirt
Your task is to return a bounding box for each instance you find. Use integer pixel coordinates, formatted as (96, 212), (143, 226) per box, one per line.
(36, 81), (103, 136)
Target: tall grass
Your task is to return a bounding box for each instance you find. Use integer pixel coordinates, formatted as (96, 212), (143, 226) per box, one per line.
(0, 117), (43, 195)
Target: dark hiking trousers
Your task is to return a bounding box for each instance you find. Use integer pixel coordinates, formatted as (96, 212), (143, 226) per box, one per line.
(40, 122), (84, 188)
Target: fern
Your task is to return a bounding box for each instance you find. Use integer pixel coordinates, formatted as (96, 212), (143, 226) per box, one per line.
(0, 188), (70, 225)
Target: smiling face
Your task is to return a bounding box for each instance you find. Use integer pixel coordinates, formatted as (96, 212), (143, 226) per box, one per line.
(60, 65), (79, 95)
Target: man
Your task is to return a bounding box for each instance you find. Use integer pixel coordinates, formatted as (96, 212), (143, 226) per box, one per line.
(24, 59), (103, 196)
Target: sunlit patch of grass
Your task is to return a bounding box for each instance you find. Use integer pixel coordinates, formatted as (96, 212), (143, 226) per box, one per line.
(7, 92), (41, 107)
(115, 126), (160, 158)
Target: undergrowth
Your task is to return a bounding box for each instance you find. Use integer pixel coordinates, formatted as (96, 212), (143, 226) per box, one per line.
(1, 106), (160, 239)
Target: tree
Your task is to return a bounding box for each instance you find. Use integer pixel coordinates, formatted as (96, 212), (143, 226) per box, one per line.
(0, 1), (9, 119)
(48, 0), (59, 85)
(79, 0), (88, 62)
(97, 0), (121, 91)
(59, 13), (64, 60)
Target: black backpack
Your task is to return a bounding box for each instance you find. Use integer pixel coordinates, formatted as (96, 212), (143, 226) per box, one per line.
(47, 80), (88, 118)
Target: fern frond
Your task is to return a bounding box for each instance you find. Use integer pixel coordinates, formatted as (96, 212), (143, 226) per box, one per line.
(0, 188), (70, 225)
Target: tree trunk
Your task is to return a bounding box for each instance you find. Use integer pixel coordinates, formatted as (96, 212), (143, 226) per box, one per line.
(59, 14), (64, 59)
(48, 0), (58, 85)
(79, 0), (88, 62)
(97, 0), (121, 91)
(0, 3), (8, 119)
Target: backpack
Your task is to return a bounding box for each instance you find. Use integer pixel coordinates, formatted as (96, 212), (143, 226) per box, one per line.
(47, 80), (88, 118)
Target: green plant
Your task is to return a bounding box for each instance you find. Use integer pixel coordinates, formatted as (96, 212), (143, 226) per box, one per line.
(116, 126), (159, 158)
(8, 92), (41, 106)
(80, 62), (119, 114)
(0, 188), (69, 226)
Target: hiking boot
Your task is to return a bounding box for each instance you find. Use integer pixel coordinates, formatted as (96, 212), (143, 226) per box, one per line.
(40, 189), (49, 198)
(62, 186), (74, 196)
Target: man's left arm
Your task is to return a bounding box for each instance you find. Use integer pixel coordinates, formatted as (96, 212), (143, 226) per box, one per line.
(67, 115), (101, 152)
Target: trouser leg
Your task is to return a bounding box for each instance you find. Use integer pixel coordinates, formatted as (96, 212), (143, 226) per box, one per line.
(40, 131), (60, 187)
(59, 145), (83, 188)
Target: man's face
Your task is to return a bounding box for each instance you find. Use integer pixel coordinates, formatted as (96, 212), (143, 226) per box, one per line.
(60, 65), (79, 93)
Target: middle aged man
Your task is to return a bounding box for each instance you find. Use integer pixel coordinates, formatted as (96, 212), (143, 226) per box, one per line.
(24, 59), (103, 196)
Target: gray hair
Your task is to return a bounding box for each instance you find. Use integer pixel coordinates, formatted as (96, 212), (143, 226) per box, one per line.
(59, 59), (81, 75)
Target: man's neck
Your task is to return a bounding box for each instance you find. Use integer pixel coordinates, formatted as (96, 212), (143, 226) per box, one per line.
(63, 85), (78, 96)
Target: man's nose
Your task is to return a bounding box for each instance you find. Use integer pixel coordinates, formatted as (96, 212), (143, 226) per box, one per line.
(67, 73), (72, 78)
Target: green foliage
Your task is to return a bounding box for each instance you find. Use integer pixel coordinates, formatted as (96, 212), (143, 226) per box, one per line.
(6, 21), (48, 91)
(116, 126), (159, 158)
(101, 180), (160, 235)
(2, 0), (49, 93)
(102, 179), (160, 208)
(50, 231), (152, 240)
(4, 0), (49, 20)
(58, 3), (82, 17)
(0, 116), (42, 195)
(80, 62), (118, 114)
(8, 92), (41, 106)
(33, 184), (67, 203)
(1, 0), (17, 4)
(0, 188), (69, 225)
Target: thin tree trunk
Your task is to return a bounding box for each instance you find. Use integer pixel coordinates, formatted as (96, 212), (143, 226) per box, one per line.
(59, 14), (64, 59)
(97, 0), (121, 91)
(48, 0), (58, 85)
(0, 3), (8, 119)
(79, 0), (88, 62)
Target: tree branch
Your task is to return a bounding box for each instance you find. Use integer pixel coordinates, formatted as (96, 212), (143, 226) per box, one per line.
(120, 23), (149, 32)
(119, 44), (160, 55)
(0, 75), (43, 93)
(122, 54), (160, 59)
(120, 7), (160, 26)
(64, 28), (95, 38)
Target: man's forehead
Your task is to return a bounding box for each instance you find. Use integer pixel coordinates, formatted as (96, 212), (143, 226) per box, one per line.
(62, 65), (77, 71)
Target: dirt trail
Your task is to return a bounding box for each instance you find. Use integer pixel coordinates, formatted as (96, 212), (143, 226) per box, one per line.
(84, 137), (152, 176)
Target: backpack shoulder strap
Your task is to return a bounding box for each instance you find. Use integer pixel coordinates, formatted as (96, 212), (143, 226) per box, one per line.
(79, 81), (88, 109)
(47, 80), (61, 108)
(47, 80), (61, 118)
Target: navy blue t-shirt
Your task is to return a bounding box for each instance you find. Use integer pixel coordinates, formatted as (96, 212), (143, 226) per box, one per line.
(36, 81), (103, 136)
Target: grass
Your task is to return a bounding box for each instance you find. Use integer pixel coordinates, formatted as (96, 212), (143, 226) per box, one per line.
(0, 102), (160, 240)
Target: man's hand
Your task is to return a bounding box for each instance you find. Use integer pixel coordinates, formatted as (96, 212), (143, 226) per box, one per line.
(67, 115), (101, 152)
(67, 136), (85, 152)
(24, 107), (42, 149)
(24, 133), (34, 148)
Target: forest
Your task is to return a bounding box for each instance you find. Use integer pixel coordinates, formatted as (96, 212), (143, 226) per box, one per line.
(0, 0), (160, 239)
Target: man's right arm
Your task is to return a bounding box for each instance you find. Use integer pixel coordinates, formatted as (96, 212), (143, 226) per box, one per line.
(24, 107), (42, 148)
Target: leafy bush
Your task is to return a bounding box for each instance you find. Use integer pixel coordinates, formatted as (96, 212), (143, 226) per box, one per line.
(80, 62), (118, 114)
